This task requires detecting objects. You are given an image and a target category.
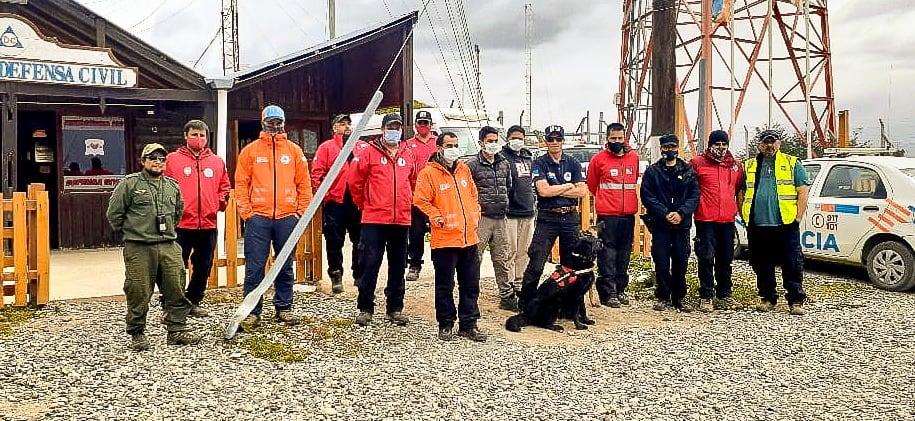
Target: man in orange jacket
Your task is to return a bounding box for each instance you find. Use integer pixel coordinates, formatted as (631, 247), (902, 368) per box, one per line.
(235, 105), (313, 329)
(413, 132), (486, 342)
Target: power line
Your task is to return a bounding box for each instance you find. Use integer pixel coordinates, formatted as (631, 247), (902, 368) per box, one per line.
(271, 0), (315, 43)
(128, 0), (169, 30)
(136, 0), (201, 34)
(425, 0), (463, 107)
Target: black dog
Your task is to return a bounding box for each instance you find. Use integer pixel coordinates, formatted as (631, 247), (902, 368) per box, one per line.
(505, 231), (602, 332)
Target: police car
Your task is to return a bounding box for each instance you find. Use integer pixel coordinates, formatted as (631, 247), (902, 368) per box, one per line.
(735, 155), (915, 291)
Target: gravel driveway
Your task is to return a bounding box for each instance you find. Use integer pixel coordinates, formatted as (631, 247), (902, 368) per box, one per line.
(1, 260), (914, 420)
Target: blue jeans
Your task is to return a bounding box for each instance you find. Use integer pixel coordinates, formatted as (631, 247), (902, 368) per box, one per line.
(243, 215), (298, 316)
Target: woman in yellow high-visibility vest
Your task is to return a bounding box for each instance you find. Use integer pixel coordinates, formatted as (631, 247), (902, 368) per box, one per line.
(737, 129), (811, 315)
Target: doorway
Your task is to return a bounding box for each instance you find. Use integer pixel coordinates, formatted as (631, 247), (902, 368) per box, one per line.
(17, 111), (59, 247)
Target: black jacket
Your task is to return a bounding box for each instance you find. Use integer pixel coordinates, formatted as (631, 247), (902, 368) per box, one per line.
(640, 158), (700, 230)
(466, 152), (513, 218)
(501, 146), (536, 218)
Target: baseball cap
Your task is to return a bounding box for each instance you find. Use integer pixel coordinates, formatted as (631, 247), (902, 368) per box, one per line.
(758, 129), (780, 142)
(332, 114), (351, 125)
(141, 143), (168, 157)
(659, 134), (679, 146)
(544, 125), (564, 138)
(262, 105), (285, 121)
(382, 113), (403, 127)
(415, 110), (433, 122)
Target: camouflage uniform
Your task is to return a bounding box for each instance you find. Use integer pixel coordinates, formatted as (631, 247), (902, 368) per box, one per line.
(107, 172), (193, 334)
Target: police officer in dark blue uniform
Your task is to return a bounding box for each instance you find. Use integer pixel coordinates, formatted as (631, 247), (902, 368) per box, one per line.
(518, 125), (588, 309)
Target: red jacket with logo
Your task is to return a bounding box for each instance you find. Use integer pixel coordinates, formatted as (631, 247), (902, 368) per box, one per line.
(311, 135), (370, 204)
(164, 147), (231, 229)
(348, 140), (418, 226)
(403, 134), (438, 167)
(586, 149), (641, 216)
(690, 150), (744, 223)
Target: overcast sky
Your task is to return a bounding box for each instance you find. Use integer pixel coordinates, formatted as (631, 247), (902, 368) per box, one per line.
(76, 0), (915, 151)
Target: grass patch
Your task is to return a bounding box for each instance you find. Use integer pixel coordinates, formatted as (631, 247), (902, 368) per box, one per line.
(202, 290), (244, 305)
(223, 315), (362, 363)
(239, 336), (309, 363)
(0, 307), (38, 337)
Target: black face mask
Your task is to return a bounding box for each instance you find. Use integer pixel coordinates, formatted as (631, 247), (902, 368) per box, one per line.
(663, 150), (678, 161)
(607, 142), (625, 154)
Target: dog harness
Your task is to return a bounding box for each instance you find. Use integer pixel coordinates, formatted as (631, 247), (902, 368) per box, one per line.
(548, 266), (593, 288)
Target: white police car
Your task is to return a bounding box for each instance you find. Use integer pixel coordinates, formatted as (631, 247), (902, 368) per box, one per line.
(735, 156), (915, 291)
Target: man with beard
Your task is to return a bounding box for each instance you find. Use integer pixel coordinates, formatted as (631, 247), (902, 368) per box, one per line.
(738, 129), (810, 315)
(107, 143), (202, 351)
(690, 130), (745, 312)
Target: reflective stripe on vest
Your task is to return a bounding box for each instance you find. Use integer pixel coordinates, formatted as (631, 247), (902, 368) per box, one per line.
(741, 152), (799, 224)
(599, 182), (637, 190)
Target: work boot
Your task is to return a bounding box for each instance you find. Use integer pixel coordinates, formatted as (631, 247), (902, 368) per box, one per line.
(756, 300), (776, 313)
(130, 333), (150, 352)
(275, 310), (300, 326)
(405, 266), (421, 282)
(714, 296), (741, 310)
(698, 299), (714, 313)
(386, 311), (409, 326)
(601, 295), (621, 308)
(673, 301), (693, 313)
(166, 331), (202, 346)
(652, 300), (670, 311)
(355, 311), (372, 326)
(457, 326), (487, 342)
(330, 270), (344, 294)
(617, 292), (631, 306)
(499, 295), (520, 312)
(189, 306), (209, 318)
(789, 303), (807, 316)
(353, 274), (362, 288)
(438, 326), (454, 341)
(240, 314), (261, 331)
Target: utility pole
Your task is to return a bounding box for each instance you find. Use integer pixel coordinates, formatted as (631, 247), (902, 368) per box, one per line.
(328, 0), (336, 39)
(221, 0), (239, 75)
(524, 3), (533, 129)
(474, 44), (483, 112)
(651, 0), (676, 137)
(697, 0), (712, 152)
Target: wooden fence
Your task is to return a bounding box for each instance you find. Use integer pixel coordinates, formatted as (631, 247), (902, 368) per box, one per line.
(1, 184), (50, 307)
(196, 190), (323, 289)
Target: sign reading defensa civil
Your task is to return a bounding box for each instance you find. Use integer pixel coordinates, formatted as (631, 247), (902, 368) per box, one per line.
(0, 14), (138, 88)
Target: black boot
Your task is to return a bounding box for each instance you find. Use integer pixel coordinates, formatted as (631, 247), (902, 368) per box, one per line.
(330, 270), (344, 294)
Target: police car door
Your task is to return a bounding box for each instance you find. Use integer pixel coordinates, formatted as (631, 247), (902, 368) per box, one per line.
(804, 163), (885, 259)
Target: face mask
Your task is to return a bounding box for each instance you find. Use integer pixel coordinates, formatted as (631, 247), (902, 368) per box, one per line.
(663, 150), (678, 161)
(508, 138), (524, 151)
(383, 130), (402, 145)
(186, 136), (206, 150)
(483, 143), (501, 155)
(442, 147), (462, 163)
(416, 126), (431, 136)
(263, 121), (284, 134)
(607, 142), (624, 154)
(711, 147), (727, 159)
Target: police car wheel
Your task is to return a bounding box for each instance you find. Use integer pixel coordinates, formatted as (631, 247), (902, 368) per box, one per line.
(866, 241), (915, 292)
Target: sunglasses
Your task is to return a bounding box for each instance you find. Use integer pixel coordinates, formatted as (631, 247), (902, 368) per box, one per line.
(544, 137), (563, 143)
(145, 155), (166, 163)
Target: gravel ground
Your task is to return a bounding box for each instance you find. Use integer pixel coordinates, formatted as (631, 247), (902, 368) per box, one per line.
(1, 260), (915, 420)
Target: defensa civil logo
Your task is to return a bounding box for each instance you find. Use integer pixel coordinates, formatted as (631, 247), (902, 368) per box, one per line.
(0, 26), (22, 48)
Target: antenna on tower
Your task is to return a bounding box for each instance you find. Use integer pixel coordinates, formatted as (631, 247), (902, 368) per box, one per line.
(524, 3), (532, 130)
(221, 0), (239, 76)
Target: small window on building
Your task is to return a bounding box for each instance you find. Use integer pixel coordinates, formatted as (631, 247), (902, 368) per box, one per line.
(820, 165), (885, 199)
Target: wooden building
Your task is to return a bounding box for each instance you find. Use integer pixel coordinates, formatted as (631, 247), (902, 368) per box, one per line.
(0, 0), (415, 249)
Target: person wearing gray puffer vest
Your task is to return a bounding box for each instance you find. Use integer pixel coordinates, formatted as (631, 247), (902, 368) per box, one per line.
(466, 126), (516, 311)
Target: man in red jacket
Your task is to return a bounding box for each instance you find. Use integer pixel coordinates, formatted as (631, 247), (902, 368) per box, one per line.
(164, 119), (230, 317)
(403, 110), (438, 282)
(690, 130), (745, 312)
(348, 113), (417, 327)
(312, 114), (362, 294)
(586, 122), (641, 308)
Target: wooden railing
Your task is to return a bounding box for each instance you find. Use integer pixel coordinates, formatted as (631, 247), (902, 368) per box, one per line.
(194, 190), (323, 289)
(0, 184), (50, 307)
(551, 189), (652, 262)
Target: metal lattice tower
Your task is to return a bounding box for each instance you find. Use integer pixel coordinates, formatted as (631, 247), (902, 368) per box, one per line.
(618, 0), (835, 154)
(221, 0), (239, 76)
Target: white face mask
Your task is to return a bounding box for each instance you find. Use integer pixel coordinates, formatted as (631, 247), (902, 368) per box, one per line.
(483, 143), (501, 155)
(508, 138), (524, 151)
(442, 147), (462, 163)
(383, 130), (401, 145)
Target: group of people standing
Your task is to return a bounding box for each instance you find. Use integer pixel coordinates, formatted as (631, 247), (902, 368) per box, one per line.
(107, 104), (810, 352)
(588, 125), (809, 316)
